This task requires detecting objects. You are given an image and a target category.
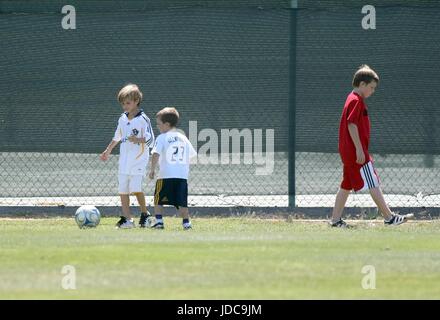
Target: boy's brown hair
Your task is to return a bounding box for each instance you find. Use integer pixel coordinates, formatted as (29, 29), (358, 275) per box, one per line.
(156, 107), (179, 127)
(117, 84), (143, 106)
(352, 65), (379, 87)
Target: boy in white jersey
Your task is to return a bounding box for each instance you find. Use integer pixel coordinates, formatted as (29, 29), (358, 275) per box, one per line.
(100, 84), (155, 229)
(149, 107), (197, 230)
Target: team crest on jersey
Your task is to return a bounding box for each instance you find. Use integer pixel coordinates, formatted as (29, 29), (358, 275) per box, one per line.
(132, 129), (139, 136)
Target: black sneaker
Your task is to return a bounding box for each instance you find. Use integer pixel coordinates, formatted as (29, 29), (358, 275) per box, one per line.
(330, 219), (350, 228)
(151, 222), (164, 229)
(139, 212), (155, 228)
(115, 216), (127, 228)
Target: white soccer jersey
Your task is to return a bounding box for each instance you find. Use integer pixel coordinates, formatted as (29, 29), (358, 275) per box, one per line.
(152, 130), (197, 180)
(112, 110), (155, 175)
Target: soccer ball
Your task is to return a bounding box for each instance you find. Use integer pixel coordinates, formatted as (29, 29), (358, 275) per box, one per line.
(75, 205), (101, 229)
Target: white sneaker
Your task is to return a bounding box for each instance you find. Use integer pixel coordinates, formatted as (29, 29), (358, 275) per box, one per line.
(139, 213), (156, 228)
(384, 213), (414, 226)
(183, 222), (192, 230)
(118, 219), (135, 229)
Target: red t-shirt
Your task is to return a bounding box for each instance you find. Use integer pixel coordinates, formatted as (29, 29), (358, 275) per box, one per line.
(338, 91), (371, 165)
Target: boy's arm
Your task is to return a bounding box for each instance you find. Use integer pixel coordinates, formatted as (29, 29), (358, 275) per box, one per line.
(347, 123), (365, 164)
(148, 153), (160, 179)
(128, 119), (155, 146)
(147, 128), (155, 148)
(101, 118), (122, 161)
(128, 136), (146, 144)
(146, 118), (155, 148)
(129, 131), (154, 145)
(100, 140), (119, 161)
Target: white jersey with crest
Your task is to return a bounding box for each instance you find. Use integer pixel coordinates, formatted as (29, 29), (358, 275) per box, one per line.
(112, 110), (154, 175)
(152, 129), (197, 180)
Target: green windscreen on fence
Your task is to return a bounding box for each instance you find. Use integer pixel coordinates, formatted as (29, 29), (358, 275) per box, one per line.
(0, 1), (289, 154)
(296, 3), (440, 155)
(0, 0), (439, 207)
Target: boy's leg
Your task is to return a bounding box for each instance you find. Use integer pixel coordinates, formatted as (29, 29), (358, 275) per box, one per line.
(179, 207), (191, 229)
(129, 175), (148, 214)
(152, 178), (165, 228)
(115, 194), (135, 228)
(362, 163), (411, 224)
(369, 186), (413, 225)
(134, 192), (148, 213)
(331, 164), (354, 225)
(331, 188), (350, 224)
(179, 207), (189, 220)
(176, 179), (190, 229)
(154, 205), (164, 215)
(134, 192), (155, 228)
(359, 162), (396, 221)
(118, 174), (134, 226)
(120, 194), (131, 217)
(369, 187), (393, 220)
(128, 175), (153, 227)
(152, 205), (165, 229)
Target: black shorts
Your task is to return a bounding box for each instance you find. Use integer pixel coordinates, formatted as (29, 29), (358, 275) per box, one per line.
(154, 178), (188, 208)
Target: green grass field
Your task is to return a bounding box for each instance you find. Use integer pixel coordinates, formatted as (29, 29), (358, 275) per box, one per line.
(1, 217), (439, 299)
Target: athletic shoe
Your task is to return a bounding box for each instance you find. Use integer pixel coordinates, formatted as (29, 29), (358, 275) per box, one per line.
(151, 222), (164, 229)
(115, 216), (127, 228)
(115, 216), (135, 229)
(384, 213), (413, 226)
(183, 222), (192, 230)
(330, 219), (350, 228)
(139, 213), (155, 228)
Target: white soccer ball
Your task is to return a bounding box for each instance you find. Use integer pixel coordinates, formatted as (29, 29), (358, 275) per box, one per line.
(75, 205), (101, 229)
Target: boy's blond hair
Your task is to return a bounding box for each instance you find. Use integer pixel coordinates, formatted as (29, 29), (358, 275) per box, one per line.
(117, 84), (143, 106)
(156, 107), (180, 127)
(352, 65), (379, 87)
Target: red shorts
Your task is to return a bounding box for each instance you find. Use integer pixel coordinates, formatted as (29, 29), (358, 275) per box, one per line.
(341, 161), (380, 192)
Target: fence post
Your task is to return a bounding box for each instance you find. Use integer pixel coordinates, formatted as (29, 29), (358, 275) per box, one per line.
(288, 0), (298, 210)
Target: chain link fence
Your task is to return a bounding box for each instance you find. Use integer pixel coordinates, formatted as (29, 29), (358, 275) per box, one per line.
(1, 0), (439, 212)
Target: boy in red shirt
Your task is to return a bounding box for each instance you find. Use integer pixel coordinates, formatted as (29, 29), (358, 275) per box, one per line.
(331, 65), (412, 227)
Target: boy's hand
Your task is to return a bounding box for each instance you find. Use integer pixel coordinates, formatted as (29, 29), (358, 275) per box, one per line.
(100, 150), (110, 161)
(356, 148), (365, 165)
(128, 135), (137, 143)
(148, 170), (155, 180)
(128, 136), (144, 144)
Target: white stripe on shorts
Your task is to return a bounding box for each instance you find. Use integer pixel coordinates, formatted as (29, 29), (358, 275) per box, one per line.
(359, 161), (379, 191)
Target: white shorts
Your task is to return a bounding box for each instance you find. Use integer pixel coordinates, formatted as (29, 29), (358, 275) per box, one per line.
(118, 174), (144, 194)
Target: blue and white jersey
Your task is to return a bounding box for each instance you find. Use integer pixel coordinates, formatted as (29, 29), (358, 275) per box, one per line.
(112, 110), (155, 175)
